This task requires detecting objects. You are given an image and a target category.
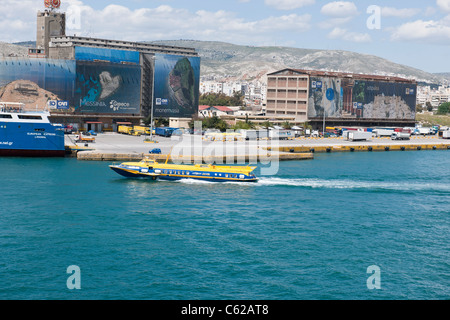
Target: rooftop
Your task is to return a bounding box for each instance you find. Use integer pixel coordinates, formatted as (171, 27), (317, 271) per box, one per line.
(268, 68), (417, 84)
(49, 36), (199, 57)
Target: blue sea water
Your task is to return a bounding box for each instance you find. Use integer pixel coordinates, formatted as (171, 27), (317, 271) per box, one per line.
(0, 151), (449, 300)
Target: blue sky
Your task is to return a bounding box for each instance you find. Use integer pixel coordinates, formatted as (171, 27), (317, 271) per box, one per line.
(1, 0), (450, 73)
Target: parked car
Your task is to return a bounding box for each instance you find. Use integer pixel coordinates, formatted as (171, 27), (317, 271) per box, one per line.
(88, 130), (97, 136)
(149, 148), (162, 154)
(64, 125), (74, 134)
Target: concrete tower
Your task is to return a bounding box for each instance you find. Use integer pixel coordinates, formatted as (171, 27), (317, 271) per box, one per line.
(36, 10), (66, 57)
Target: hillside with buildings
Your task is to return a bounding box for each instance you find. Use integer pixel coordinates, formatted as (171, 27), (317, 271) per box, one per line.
(0, 42), (28, 58)
(150, 40), (445, 84)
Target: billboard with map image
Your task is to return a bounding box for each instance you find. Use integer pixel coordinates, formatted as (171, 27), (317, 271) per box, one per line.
(308, 76), (416, 120)
(153, 54), (200, 118)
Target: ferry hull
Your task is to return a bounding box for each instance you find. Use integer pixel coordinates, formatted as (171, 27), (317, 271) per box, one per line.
(0, 149), (65, 157)
(0, 122), (65, 157)
(109, 164), (258, 183)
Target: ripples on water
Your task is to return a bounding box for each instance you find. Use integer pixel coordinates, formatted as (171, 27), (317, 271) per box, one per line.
(0, 151), (449, 300)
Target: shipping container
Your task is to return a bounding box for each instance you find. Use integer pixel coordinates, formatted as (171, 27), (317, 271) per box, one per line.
(372, 128), (394, 137)
(347, 131), (372, 141)
(155, 127), (175, 137)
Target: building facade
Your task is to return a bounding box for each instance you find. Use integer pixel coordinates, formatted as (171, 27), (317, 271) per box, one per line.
(266, 69), (417, 128)
(0, 7), (201, 132)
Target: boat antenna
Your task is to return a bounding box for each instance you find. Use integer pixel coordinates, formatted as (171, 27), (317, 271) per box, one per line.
(165, 147), (173, 164)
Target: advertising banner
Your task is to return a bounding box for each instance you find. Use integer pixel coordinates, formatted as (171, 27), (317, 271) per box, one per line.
(153, 54), (200, 118)
(75, 61), (141, 114)
(308, 76), (416, 120)
(0, 58), (76, 108)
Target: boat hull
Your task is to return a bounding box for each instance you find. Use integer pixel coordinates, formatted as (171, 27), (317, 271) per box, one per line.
(0, 149), (65, 157)
(109, 164), (258, 183)
(0, 121), (65, 157)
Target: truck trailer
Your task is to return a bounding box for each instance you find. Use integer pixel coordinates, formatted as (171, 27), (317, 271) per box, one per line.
(347, 131), (373, 141)
(372, 128), (394, 137)
(269, 130), (293, 140)
(391, 132), (411, 140)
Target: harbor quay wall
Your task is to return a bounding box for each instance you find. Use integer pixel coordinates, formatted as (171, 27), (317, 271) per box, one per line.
(269, 143), (450, 153)
(75, 151), (314, 162)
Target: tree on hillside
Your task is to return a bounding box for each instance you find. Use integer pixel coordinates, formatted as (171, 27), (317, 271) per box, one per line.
(437, 102), (450, 115)
(189, 116), (229, 132)
(199, 92), (244, 107)
(260, 121), (273, 130)
(232, 121), (256, 130)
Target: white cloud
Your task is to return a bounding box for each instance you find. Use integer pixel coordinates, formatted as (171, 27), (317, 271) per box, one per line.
(0, 0), (42, 42)
(321, 1), (358, 18)
(437, 0), (450, 12)
(0, 0), (313, 45)
(318, 17), (352, 29)
(265, 0), (315, 11)
(328, 27), (371, 42)
(381, 7), (420, 18)
(425, 7), (437, 17)
(391, 18), (450, 44)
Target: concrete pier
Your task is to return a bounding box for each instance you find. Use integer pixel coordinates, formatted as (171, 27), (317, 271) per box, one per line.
(76, 151), (314, 162)
(66, 133), (450, 162)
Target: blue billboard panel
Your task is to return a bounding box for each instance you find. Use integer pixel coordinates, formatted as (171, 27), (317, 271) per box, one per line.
(0, 58), (76, 107)
(75, 61), (141, 114)
(75, 46), (140, 64)
(153, 54), (200, 118)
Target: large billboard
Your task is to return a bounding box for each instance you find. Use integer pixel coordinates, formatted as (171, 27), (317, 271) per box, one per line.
(308, 76), (416, 120)
(75, 60), (141, 114)
(0, 58), (76, 110)
(152, 53), (200, 118)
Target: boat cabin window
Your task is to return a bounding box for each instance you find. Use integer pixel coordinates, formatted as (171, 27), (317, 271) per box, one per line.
(18, 115), (42, 120)
(0, 115), (13, 119)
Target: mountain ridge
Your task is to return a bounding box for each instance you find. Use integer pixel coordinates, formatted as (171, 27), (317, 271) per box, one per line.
(1, 39), (446, 84)
(149, 40), (444, 84)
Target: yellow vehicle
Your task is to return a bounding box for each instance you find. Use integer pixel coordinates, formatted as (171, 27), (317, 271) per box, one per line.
(133, 126), (152, 135)
(118, 125), (135, 135)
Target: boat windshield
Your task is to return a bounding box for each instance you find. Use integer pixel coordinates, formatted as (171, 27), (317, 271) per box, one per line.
(141, 159), (156, 165)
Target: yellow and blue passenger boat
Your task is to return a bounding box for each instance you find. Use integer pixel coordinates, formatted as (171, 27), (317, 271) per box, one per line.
(109, 158), (258, 182)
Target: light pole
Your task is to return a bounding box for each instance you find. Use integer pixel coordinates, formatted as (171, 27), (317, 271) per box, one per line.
(322, 107), (326, 137)
(150, 56), (155, 142)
